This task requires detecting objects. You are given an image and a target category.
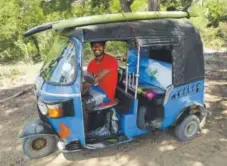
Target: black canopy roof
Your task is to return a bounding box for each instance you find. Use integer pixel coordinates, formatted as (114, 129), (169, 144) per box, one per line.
(67, 19), (198, 47)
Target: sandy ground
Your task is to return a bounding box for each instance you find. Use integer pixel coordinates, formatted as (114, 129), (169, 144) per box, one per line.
(0, 54), (227, 166)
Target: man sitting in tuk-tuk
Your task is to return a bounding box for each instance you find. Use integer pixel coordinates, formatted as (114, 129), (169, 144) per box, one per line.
(87, 41), (118, 101)
(83, 41), (119, 136)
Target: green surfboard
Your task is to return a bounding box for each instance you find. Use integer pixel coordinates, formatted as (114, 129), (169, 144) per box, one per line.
(24, 11), (189, 37)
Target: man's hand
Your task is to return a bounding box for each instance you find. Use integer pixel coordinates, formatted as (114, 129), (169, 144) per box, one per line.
(94, 76), (98, 85)
(83, 82), (91, 89)
(82, 82), (91, 95)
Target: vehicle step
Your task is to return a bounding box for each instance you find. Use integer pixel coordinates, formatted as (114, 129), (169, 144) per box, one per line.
(86, 135), (130, 149)
(86, 134), (122, 144)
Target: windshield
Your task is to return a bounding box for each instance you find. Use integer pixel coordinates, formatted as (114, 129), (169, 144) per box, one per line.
(40, 38), (77, 84)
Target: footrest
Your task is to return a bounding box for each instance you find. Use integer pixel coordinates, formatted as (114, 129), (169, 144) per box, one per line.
(86, 135), (131, 149)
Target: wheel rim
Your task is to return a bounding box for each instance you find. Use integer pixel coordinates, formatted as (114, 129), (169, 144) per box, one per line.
(31, 138), (47, 151)
(184, 121), (198, 138)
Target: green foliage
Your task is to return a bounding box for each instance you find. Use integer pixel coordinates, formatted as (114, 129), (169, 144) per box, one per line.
(44, 35), (68, 64)
(161, 0), (191, 10)
(1, 0), (227, 64)
(131, 0), (147, 11)
(188, 2), (227, 48)
(109, 0), (122, 13)
(0, 0), (45, 63)
(40, 0), (75, 15)
(206, 0), (227, 27)
(0, 1), (19, 40)
(106, 41), (128, 57)
(189, 5), (208, 30)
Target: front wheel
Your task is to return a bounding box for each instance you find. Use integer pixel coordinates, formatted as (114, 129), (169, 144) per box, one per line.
(23, 135), (57, 159)
(174, 115), (200, 141)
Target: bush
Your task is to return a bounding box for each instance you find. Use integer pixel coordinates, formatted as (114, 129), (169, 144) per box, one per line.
(206, 0), (227, 27)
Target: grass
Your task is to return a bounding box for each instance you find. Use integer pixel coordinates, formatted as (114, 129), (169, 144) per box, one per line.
(0, 62), (42, 79)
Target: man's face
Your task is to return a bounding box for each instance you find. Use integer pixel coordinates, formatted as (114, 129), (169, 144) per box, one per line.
(91, 43), (105, 57)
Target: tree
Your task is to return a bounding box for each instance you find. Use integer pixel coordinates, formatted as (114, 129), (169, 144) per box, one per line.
(120, 0), (134, 12)
(148, 0), (160, 11)
(90, 0), (110, 14)
(119, 0), (161, 12)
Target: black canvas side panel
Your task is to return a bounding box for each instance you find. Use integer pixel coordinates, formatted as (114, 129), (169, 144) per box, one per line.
(172, 41), (185, 86)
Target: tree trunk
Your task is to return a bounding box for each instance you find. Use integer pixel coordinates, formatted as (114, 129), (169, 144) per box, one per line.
(120, 0), (134, 12)
(104, 0), (110, 13)
(148, 0), (160, 11)
(30, 36), (41, 63)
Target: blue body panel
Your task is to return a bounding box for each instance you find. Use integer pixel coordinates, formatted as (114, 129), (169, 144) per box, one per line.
(162, 80), (204, 129)
(37, 37), (86, 145)
(121, 100), (148, 138)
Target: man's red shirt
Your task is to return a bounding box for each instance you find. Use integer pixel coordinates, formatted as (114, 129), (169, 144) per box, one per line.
(87, 54), (118, 100)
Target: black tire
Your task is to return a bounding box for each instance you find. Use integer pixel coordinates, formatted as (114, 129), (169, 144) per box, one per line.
(137, 106), (147, 130)
(174, 115), (200, 141)
(23, 135), (57, 159)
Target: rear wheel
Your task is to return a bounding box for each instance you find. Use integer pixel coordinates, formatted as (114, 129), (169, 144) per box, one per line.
(174, 115), (200, 141)
(23, 135), (57, 159)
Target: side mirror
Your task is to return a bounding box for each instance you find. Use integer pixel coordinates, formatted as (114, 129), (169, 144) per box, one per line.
(62, 62), (72, 74)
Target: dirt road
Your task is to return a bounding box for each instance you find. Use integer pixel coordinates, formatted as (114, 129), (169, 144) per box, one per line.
(0, 54), (227, 166)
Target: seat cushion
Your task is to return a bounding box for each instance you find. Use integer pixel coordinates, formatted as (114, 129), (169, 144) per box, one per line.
(92, 99), (119, 111)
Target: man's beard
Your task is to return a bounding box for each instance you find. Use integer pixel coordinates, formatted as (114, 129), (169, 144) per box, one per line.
(94, 51), (104, 57)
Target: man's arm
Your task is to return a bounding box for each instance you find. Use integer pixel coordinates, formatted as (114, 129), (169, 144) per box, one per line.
(94, 69), (111, 83)
(95, 58), (118, 83)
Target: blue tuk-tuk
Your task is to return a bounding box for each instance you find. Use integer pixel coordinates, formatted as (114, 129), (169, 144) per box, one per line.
(19, 12), (207, 159)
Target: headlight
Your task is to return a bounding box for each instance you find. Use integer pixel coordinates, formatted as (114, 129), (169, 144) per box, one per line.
(37, 99), (75, 118)
(37, 100), (48, 115)
(46, 104), (63, 118)
(38, 100), (63, 118)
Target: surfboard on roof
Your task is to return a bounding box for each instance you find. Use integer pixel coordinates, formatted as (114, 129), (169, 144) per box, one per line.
(24, 11), (189, 37)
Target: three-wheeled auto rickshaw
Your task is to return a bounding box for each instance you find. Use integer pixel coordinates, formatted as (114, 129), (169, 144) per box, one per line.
(19, 11), (207, 159)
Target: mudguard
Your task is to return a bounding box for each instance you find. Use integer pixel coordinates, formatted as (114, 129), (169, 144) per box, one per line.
(18, 119), (56, 139)
(175, 103), (207, 125)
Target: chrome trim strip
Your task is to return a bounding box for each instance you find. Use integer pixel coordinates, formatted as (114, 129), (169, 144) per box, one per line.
(39, 90), (81, 97)
(125, 63), (129, 93)
(134, 46), (140, 99)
